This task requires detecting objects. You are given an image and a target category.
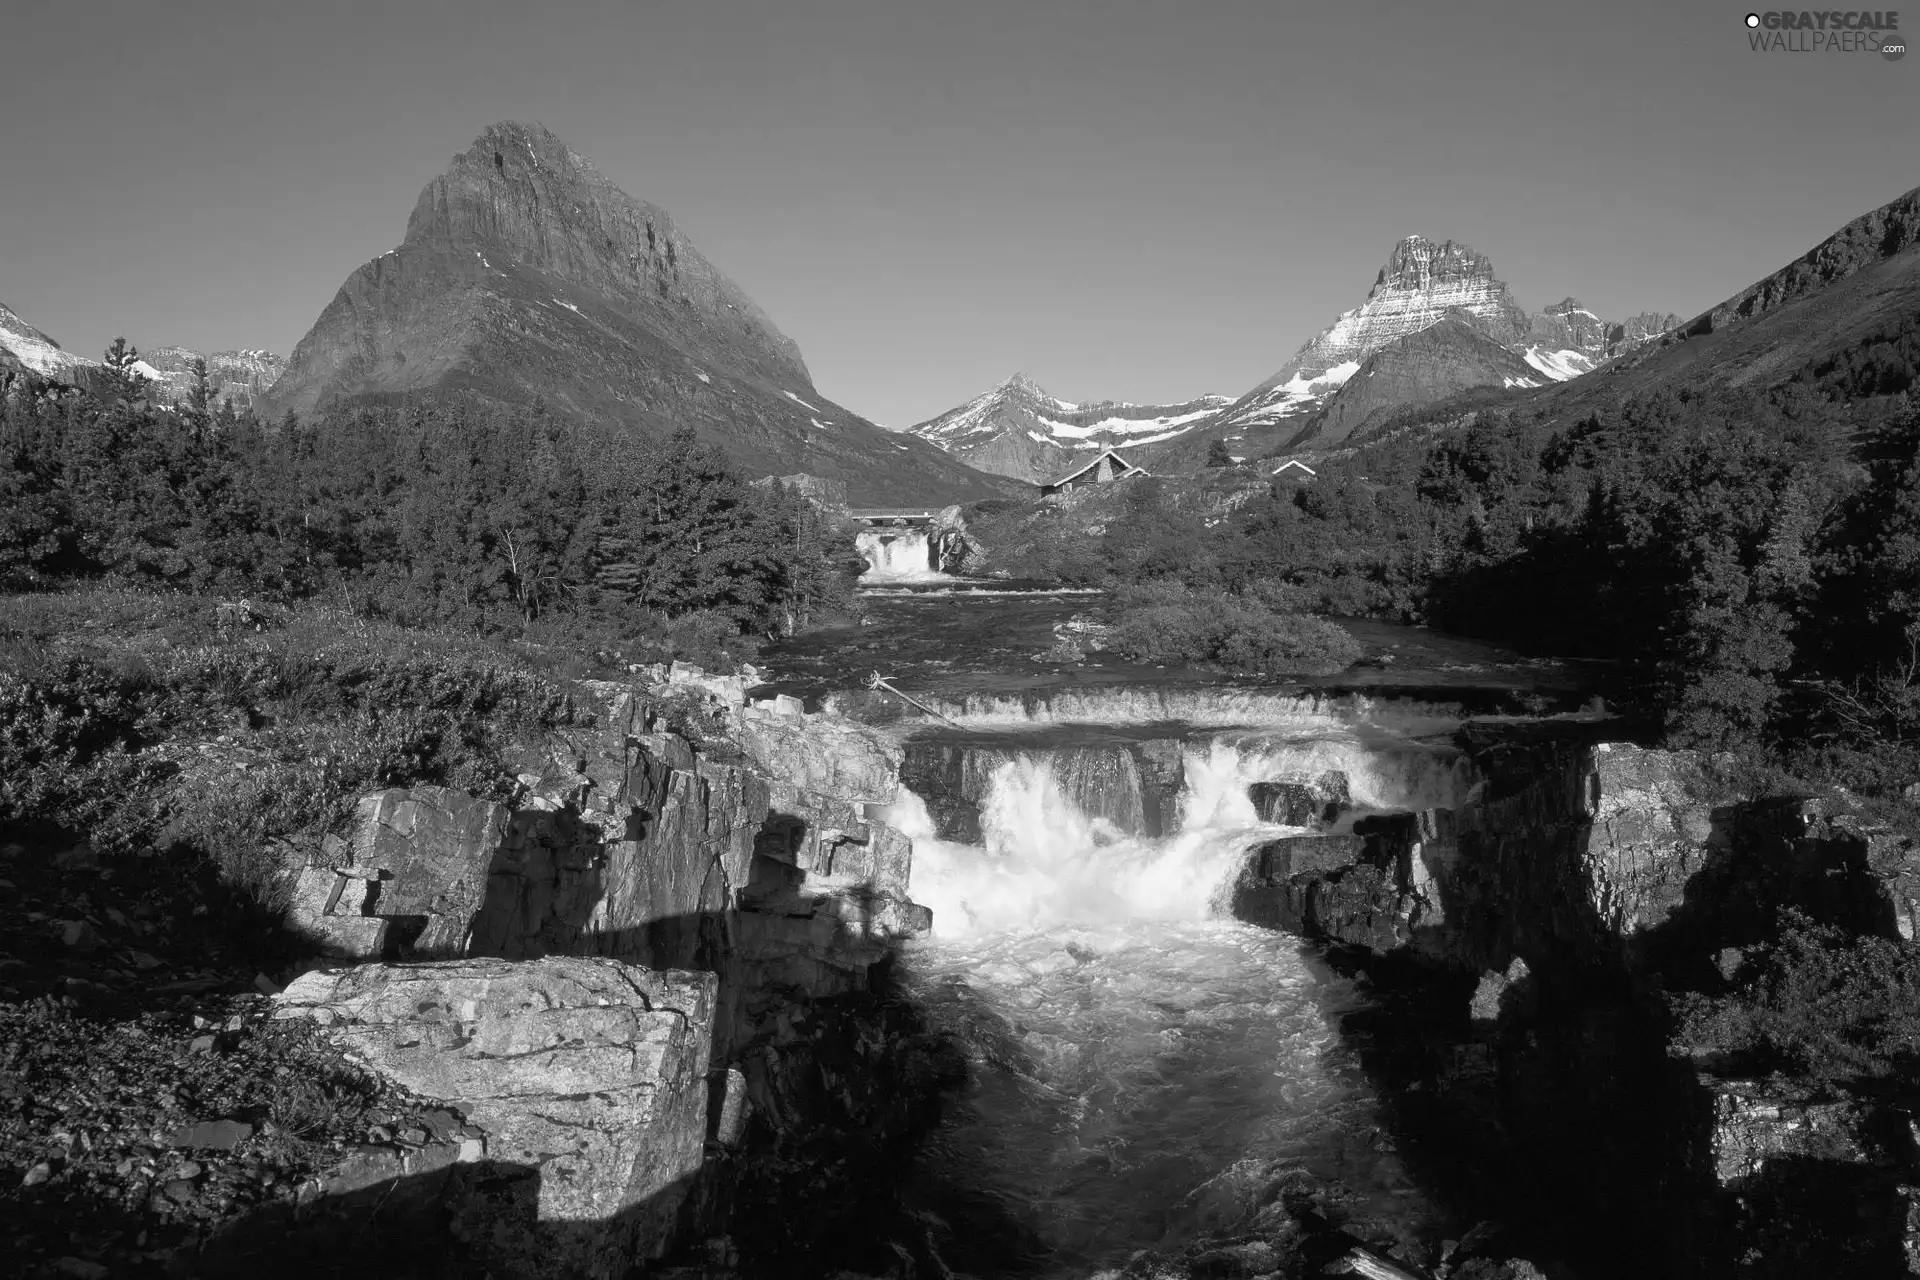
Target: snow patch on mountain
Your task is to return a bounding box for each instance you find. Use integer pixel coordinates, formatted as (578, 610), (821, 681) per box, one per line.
(0, 303), (91, 378)
(1522, 347), (1596, 381)
(906, 373), (1232, 481)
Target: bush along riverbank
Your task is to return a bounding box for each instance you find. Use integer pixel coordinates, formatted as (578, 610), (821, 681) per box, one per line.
(1223, 719), (1920, 1278)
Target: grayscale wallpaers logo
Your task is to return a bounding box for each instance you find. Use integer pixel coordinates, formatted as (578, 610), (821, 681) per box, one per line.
(1744, 10), (1905, 57)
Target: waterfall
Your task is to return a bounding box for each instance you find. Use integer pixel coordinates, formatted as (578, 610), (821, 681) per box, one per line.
(856, 528), (953, 583)
(893, 720), (1453, 1270)
(892, 731), (1470, 938)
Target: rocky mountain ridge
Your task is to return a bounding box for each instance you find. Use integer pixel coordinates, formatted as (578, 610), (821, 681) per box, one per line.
(905, 236), (1678, 475)
(905, 372), (1232, 482)
(139, 347), (288, 412)
(0, 300), (284, 411)
(1208, 236), (1679, 442)
(259, 120), (1012, 506)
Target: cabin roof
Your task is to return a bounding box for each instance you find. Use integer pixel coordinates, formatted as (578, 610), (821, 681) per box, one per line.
(1043, 447), (1142, 489)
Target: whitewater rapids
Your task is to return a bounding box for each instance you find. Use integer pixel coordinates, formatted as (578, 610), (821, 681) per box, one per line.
(888, 729), (1465, 1275)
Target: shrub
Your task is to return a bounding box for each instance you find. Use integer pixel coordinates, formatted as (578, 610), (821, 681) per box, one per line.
(1106, 585), (1361, 676)
(0, 594), (585, 903)
(1670, 911), (1920, 1087)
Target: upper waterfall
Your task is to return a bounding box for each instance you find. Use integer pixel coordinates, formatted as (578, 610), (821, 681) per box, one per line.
(856, 528), (955, 583)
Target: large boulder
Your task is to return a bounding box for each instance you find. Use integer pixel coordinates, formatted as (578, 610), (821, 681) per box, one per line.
(1230, 815), (1455, 958)
(734, 705), (902, 804)
(275, 956), (716, 1275)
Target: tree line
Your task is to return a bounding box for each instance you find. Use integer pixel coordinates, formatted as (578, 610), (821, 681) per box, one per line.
(0, 342), (862, 664)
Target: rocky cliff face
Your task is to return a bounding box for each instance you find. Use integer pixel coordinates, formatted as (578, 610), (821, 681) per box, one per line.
(906, 373), (1231, 483)
(259, 121), (1010, 506)
(261, 667), (953, 1275)
(138, 347), (287, 412)
(1229, 728), (1920, 1276)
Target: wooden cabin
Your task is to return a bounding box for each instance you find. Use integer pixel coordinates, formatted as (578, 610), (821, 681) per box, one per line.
(1040, 448), (1145, 496)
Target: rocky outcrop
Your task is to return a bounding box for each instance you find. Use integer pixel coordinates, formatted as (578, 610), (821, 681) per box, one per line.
(259, 121), (1011, 506)
(274, 957), (715, 1274)
(255, 668), (947, 1274)
(1231, 728), (1920, 1276)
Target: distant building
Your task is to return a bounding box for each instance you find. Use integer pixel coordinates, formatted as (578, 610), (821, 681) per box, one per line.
(1040, 448), (1145, 496)
(1265, 458), (1317, 479)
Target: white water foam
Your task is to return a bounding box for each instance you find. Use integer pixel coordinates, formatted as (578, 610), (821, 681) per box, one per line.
(892, 727), (1453, 1270)
(895, 733), (1468, 937)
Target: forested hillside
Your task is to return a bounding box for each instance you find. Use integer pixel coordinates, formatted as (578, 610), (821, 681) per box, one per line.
(968, 311), (1920, 786)
(0, 349), (862, 669)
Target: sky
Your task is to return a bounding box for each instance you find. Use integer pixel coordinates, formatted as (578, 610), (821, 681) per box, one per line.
(1, 0), (1914, 428)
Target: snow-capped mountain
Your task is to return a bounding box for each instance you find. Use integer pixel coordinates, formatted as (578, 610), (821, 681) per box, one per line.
(0, 301), (285, 411)
(1205, 236), (1679, 440)
(906, 373), (1232, 482)
(0, 302), (99, 382)
(904, 238), (1679, 478)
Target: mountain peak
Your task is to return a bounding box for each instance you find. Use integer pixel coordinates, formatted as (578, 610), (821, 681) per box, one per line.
(258, 121), (1010, 505)
(399, 120), (809, 385)
(1372, 237), (1499, 297)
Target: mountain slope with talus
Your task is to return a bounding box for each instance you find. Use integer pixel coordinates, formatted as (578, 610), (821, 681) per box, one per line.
(259, 121), (1015, 506)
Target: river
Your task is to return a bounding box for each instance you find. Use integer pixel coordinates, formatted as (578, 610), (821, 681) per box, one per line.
(758, 580), (1586, 1276)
